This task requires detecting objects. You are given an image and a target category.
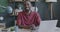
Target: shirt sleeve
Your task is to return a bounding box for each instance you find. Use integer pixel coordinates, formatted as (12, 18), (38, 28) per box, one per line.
(16, 12), (21, 26)
(34, 12), (41, 27)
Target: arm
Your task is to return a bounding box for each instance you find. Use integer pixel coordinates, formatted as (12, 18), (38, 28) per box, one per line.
(16, 12), (21, 26)
(35, 12), (41, 27)
(31, 12), (41, 30)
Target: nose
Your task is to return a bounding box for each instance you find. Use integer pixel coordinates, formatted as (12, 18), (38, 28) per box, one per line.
(25, 5), (29, 8)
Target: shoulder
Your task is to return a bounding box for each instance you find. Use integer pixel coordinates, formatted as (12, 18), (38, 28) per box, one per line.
(18, 12), (24, 16)
(18, 11), (24, 14)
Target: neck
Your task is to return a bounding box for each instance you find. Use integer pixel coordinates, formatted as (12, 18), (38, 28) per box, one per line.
(24, 10), (31, 15)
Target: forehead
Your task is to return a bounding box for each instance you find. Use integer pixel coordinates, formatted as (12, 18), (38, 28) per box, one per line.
(24, 1), (30, 4)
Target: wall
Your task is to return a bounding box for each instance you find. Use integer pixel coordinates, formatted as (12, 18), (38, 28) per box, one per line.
(53, 0), (60, 27)
(36, 0), (60, 20)
(34, 0), (50, 20)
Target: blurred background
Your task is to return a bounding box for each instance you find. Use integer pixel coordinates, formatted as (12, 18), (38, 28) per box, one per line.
(0, 0), (60, 32)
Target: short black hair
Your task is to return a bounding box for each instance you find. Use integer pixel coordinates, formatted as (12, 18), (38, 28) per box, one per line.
(23, 0), (30, 3)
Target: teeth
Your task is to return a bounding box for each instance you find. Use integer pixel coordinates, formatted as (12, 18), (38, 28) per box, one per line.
(26, 8), (29, 10)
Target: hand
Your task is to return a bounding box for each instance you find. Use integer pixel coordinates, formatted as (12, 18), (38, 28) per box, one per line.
(30, 24), (36, 30)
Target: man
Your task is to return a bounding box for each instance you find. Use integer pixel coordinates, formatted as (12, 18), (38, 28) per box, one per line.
(16, 0), (41, 32)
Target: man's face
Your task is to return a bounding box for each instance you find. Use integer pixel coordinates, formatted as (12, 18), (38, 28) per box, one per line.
(24, 1), (31, 11)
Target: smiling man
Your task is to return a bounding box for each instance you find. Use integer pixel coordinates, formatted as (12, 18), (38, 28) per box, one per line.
(16, 0), (41, 32)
